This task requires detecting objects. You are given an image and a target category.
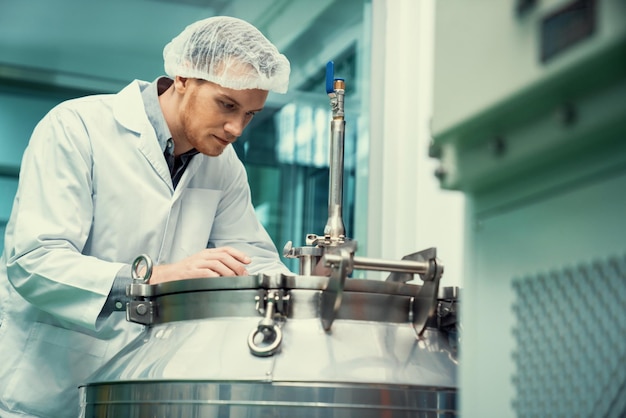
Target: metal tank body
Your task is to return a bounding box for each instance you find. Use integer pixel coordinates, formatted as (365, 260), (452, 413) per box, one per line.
(79, 275), (458, 417)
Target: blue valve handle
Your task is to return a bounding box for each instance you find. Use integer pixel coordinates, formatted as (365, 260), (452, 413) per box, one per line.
(326, 61), (346, 94)
(326, 61), (335, 94)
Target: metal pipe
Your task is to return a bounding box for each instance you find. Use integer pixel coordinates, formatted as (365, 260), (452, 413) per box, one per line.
(353, 256), (430, 275)
(325, 118), (346, 239)
(324, 77), (346, 241)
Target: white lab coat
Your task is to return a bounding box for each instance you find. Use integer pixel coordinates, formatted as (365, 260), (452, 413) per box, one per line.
(0, 80), (290, 417)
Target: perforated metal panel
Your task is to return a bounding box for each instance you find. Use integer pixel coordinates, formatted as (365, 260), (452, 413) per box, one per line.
(512, 254), (626, 418)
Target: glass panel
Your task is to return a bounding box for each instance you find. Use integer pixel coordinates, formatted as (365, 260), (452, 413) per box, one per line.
(235, 17), (367, 273)
(236, 101), (358, 273)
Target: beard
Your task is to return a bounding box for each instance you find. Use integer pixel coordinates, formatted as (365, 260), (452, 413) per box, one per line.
(181, 122), (226, 157)
(180, 103), (229, 157)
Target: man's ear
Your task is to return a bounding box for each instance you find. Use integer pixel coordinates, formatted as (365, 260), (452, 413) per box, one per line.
(174, 76), (190, 92)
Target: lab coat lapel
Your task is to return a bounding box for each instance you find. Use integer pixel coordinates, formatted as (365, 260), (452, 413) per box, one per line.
(137, 131), (173, 193)
(113, 80), (174, 193)
(173, 154), (203, 198)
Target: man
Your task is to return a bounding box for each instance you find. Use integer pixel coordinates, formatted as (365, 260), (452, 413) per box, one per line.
(0, 16), (291, 417)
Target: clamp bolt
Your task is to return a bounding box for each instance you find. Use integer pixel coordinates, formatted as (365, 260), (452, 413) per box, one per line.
(136, 303), (148, 315)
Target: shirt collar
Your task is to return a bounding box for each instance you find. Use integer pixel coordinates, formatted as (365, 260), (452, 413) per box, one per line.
(140, 77), (174, 153)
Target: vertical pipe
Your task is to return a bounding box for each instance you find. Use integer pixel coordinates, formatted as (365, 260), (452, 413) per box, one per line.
(324, 79), (346, 242)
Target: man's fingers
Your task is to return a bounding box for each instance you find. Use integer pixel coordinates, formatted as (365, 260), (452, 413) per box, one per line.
(194, 250), (250, 276)
(204, 246), (251, 264)
(199, 259), (243, 277)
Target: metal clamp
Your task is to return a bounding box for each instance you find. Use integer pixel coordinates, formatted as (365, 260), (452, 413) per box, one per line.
(320, 247), (353, 331)
(385, 248), (444, 336)
(126, 254), (156, 325)
(283, 241), (324, 276)
(247, 323), (283, 358)
(131, 254), (153, 283)
(126, 299), (156, 325)
(247, 290), (290, 357)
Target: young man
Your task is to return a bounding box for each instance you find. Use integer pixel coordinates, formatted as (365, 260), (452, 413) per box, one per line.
(0, 16), (291, 417)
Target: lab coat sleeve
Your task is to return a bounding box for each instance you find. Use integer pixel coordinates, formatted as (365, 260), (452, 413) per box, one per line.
(208, 150), (291, 275)
(4, 106), (125, 330)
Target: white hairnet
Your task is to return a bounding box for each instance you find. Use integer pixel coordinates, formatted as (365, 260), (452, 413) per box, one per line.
(163, 16), (290, 93)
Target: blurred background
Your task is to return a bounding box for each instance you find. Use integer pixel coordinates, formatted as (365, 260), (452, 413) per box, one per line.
(1, 0), (625, 416)
(0, 0), (464, 281)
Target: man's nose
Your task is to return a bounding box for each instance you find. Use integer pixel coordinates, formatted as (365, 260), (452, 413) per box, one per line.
(224, 116), (246, 138)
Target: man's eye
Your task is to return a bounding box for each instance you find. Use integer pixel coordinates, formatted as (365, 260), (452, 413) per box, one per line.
(220, 101), (235, 110)
(245, 111), (257, 118)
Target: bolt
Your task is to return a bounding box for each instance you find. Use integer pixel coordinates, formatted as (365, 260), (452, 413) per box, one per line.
(136, 303), (148, 315)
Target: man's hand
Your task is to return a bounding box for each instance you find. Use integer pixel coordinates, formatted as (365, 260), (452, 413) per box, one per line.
(148, 247), (251, 284)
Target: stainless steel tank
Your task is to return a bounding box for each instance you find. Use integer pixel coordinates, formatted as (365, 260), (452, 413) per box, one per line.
(79, 274), (458, 417)
(79, 62), (459, 416)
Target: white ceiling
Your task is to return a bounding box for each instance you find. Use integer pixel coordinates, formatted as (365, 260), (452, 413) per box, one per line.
(0, 0), (366, 107)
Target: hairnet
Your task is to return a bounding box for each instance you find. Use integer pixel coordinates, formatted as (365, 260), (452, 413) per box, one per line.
(163, 16), (290, 93)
